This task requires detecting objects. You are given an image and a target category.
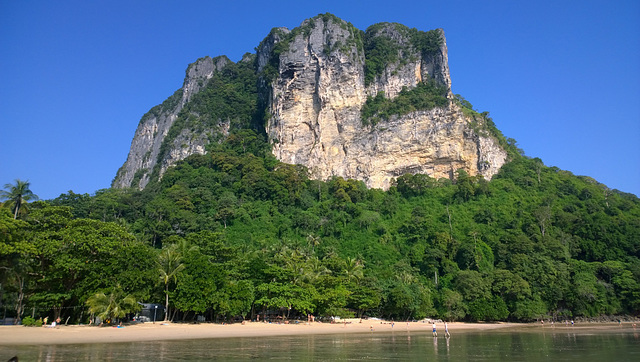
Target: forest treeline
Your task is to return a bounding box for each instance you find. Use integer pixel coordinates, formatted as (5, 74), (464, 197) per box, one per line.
(1, 130), (639, 323)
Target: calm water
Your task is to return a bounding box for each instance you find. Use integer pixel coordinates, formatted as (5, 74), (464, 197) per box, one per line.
(2, 328), (639, 361)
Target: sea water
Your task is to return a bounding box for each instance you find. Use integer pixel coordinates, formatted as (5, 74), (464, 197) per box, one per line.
(2, 328), (639, 361)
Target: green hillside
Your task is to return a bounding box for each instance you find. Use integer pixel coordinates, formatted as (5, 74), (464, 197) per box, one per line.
(3, 127), (638, 324)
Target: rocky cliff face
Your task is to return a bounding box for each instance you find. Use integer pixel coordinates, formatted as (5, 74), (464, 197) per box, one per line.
(113, 56), (230, 189)
(263, 16), (506, 189)
(114, 14), (507, 191)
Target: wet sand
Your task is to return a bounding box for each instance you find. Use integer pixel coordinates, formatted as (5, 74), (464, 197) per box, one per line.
(0, 320), (633, 346)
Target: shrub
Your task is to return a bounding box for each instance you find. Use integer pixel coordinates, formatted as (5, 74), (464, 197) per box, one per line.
(21, 316), (43, 327)
(361, 80), (448, 125)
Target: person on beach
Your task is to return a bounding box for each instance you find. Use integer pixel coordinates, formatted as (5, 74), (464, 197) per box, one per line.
(432, 322), (437, 337)
(445, 322), (450, 338)
(48, 318), (58, 328)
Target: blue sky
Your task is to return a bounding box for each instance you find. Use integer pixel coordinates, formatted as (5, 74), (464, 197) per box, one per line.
(1, 0), (639, 199)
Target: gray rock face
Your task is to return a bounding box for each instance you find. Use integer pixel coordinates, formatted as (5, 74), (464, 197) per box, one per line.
(183, 56), (229, 103)
(113, 56), (227, 189)
(114, 15), (508, 191)
(266, 16), (506, 189)
(256, 27), (291, 72)
(365, 23), (451, 98)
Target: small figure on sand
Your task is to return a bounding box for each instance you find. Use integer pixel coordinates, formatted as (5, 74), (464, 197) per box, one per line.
(47, 317), (60, 328)
(445, 322), (451, 338)
(432, 322), (437, 337)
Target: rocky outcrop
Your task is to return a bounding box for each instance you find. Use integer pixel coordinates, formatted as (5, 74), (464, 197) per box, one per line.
(365, 23), (451, 98)
(265, 16), (506, 189)
(113, 56), (229, 189)
(114, 14), (508, 191)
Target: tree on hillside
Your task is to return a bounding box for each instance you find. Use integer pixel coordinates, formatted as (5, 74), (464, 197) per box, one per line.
(0, 179), (39, 219)
(158, 244), (185, 321)
(344, 257), (364, 283)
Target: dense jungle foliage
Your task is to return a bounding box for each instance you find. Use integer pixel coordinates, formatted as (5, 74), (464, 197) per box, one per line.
(2, 129), (639, 324)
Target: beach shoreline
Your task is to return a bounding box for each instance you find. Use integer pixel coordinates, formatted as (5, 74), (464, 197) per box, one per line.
(0, 320), (635, 346)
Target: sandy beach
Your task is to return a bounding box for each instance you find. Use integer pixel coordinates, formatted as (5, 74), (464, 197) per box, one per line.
(2, 320), (631, 346)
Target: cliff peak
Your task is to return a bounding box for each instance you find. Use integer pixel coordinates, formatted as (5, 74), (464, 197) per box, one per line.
(113, 15), (507, 191)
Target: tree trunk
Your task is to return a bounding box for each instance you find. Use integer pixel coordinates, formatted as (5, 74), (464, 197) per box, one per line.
(164, 284), (169, 321)
(14, 275), (24, 324)
(446, 206), (454, 243)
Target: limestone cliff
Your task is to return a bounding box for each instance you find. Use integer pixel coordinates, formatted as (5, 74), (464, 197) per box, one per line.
(114, 14), (508, 191)
(113, 56), (230, 189)
(263, 16), (506, 189)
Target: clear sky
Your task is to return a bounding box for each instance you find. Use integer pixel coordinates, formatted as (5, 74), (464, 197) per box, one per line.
(1, 0), (639, 200)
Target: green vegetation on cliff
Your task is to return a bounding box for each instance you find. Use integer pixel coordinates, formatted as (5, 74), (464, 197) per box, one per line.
(455, 94), (523, 159)
(361, 80), (449, 126)
(154, 58), (261, 180)
(257, 13), (364, 83)
(364, 23), (443, 86)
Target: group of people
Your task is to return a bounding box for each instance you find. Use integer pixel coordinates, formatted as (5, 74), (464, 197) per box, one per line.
(42, 317), (61, 328)
(432, 321), (451, 338)
(541, 319), (574, 327)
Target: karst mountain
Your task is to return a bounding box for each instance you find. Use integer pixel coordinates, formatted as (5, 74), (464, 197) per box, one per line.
(113, 14), (509, 190)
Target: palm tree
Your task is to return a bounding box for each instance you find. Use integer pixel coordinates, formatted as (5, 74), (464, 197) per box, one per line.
(305, 256), (330, 284)
(157, 244), (185, 321)
(307, 234), (321, 254)
(344, 257), (364, 283)
(0, 179), (39, 219)
(86, 286), (139, 325)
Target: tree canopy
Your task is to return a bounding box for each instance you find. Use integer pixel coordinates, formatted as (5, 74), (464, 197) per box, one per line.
(0, 179), (39, 219)
(2, 128), (639, 324)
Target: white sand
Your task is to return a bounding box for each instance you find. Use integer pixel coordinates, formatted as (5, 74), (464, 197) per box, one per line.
(0, 320), (526, 345)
